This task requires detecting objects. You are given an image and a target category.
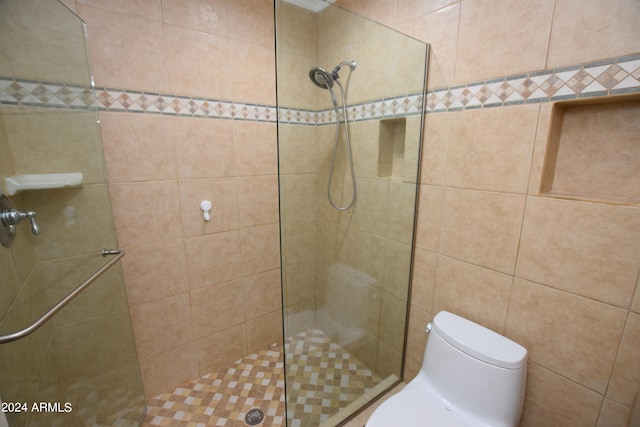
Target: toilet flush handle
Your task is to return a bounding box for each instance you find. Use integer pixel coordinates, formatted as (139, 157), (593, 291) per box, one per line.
(425, 322), (432, 334)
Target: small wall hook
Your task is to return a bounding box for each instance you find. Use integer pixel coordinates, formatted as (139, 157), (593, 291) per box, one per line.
(200, 200), (212, 221)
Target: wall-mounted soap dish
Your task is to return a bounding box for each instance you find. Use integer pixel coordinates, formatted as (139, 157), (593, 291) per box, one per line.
(4, 173), (83, 195)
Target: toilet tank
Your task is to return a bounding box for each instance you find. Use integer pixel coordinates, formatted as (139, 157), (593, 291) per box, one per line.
(420, 311), (528, 427)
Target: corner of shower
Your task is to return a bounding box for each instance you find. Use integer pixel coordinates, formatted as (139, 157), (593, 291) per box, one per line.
(275, 0), (429, 425)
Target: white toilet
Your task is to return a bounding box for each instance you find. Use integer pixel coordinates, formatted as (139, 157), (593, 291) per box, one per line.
(367, 311), (528, 427)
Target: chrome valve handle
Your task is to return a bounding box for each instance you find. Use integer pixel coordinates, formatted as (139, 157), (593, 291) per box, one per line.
(0, 192), (41, 248)
(1, 209), (40, 235)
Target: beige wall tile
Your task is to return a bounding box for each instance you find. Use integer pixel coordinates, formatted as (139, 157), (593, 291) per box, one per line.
(120, 239), (188, 307)
(386, 182), (418, 245)
(241, 224), (280, 275)
(236, 175), (279, 228)
(109, 181), (182, 247)
(405, 303), (431, 366)
(184, 230), (243, 290)
(278, 173), (317, 222)
(197, 324), (247, 376)
(282, 219), (317, 265)
(397, 0), (457, 24)
(138, 342), (199, 399)
(633, 276), (640, 313)
(379, 292), (407, 352)
(455, 0), (553, 83)
(243, 268), (282, 320)
(548, 0), (640, 69)
(161, 0), (228, 36)
(40, 312), (137, 389)
(277, 124), (318, 175)
(283, 260), (316, 306)
(173, 117), (236, 179)
(227, 0), (274, 48)
(276, 2), (318, 57)
(100, 112), (176, 182)
(334, 0), (398, 29)
(356, 232), (387, 285)
(234, 121), (278, 176)
(25, 185), (117, 260)
(608, 312), (640, 407)
(5, 109), (104, 184)
(520, 362), (601, 427)
(376, 340), (403, 378)
(0, 1), (90, 84)
(440, 188), (525, 274)
(245, 311), (283, 354)
(77, 4), (167, 90)
(399, 3), (459, 89)
(516, 197), (640, 307)
(77, 0), (162, 21)
(350, 178), (389, 236)
(179, 178), (239, 236)
(229, 39), (276, 105)
(383, 240), (412, 301)
(434, 256), (513, 333)
(191, 279), (245, 338)
(597, 398), (631, 427)
(403, 356), (420, 382)
(506, 279), (627, 393)
(163, 24), (231, 99)
(420, 111), (451, 186)
(129, 293), (194, 360)
(411, 248), (437, 313)
(414, 185), (444, 252)
(446, 105), (538, 193)
(275, 51), (320, 110)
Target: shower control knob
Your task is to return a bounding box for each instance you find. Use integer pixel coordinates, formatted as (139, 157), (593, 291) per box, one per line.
(0, 208), (40, 235)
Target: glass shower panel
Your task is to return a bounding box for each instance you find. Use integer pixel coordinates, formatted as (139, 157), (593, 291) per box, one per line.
(0, 1), (145, 425)
(276, 1), (428, 425)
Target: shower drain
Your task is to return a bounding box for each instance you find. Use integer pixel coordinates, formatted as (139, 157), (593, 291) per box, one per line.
(244, 408), (265, 425)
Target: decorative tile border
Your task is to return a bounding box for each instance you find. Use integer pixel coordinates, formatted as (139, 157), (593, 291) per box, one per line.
(1, 53), (639, 123)
(94, 88), (278, 122)
(426, 54), (640, 113)
(0, 78), (97, 110)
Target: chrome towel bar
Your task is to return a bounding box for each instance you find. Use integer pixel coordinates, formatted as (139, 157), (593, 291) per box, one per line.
(0, 249), (125, 344)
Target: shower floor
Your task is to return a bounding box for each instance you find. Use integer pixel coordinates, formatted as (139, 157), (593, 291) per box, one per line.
(142, 329), (382, 426)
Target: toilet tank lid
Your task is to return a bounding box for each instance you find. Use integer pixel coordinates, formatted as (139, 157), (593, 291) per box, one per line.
(432, 311), (527, 369)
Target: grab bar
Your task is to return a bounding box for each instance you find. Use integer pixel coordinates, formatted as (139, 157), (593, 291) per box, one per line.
(0, 249), (125, 344)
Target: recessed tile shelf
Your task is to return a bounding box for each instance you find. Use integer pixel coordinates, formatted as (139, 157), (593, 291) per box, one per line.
(540, 94), (640, 206)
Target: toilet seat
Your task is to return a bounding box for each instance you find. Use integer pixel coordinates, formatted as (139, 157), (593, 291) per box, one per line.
(366, 383), (473, 427)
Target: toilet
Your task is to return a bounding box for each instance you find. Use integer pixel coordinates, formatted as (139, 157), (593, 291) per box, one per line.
(367, 311), (528, 427)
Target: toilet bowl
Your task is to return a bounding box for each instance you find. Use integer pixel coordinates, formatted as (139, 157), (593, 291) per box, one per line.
(367, 311), (528, 427)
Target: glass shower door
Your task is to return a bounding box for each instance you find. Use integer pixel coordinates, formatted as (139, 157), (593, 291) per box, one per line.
(0, 1), (145, 425)
(276, 0), (428, 425)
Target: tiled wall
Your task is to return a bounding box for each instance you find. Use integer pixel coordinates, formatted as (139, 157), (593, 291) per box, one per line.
(58, 0), (282, 399)
(332, 0), (640, 425)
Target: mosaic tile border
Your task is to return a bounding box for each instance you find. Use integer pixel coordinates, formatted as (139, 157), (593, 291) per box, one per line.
(1, 53), (639, 124)
(427, 53), (640, 113)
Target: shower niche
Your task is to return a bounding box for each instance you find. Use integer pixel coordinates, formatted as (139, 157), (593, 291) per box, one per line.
(540, 93), (640, 206)
(377, 118), (406, 180)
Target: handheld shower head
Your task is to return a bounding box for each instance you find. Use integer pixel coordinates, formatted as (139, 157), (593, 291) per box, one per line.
(309, 67), (334, 89)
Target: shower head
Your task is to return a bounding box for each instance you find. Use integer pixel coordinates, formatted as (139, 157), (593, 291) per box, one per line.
(309, 60), (357, 89)
(309, 67), (334, 89)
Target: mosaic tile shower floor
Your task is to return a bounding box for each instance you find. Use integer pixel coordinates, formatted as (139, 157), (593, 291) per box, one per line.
(142, 329), (382, 427)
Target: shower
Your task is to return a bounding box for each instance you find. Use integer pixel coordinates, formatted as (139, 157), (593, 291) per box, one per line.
(309, 60), (358, 211)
